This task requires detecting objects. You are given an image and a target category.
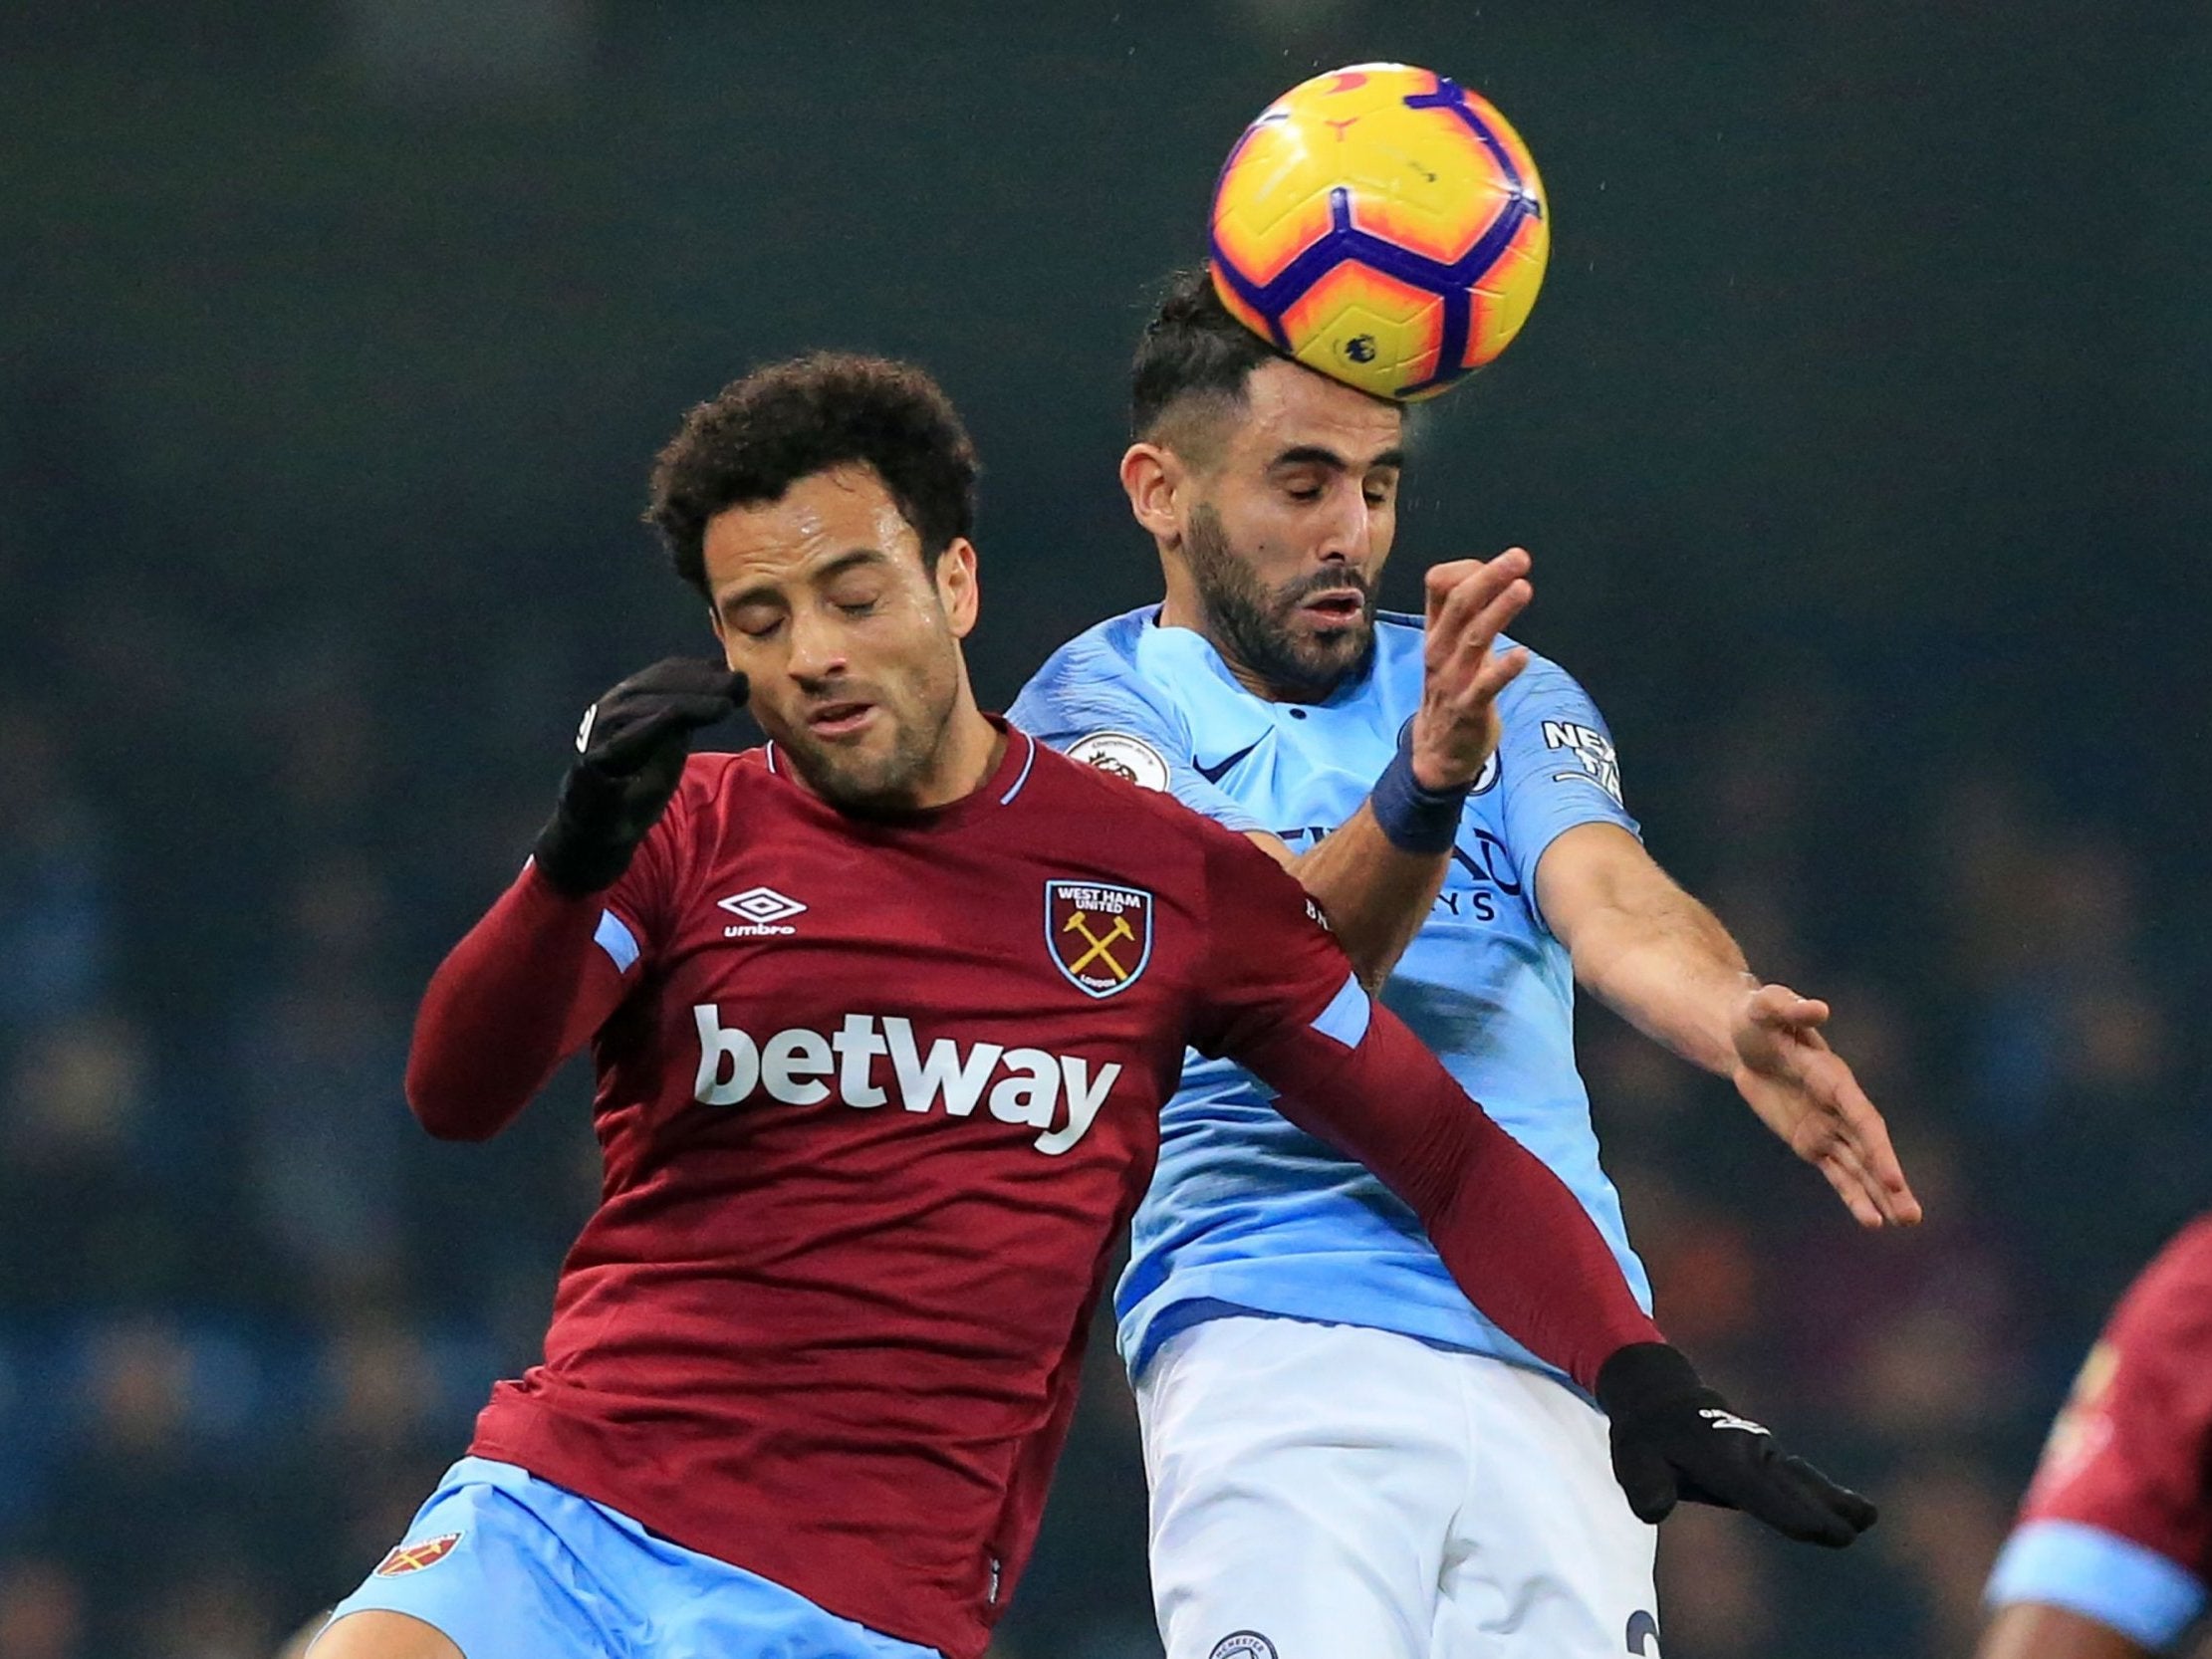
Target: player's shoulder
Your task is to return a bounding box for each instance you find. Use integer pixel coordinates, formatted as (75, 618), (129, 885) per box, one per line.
(2112, 1213), (2212, 1345)
(1365, 612), (1578, 700)
(664, 746), (775, 816)
(1353, 605), (1584, 716)
(1014, 606), (1158, 704)
(1489, 633), (1608, 734)
(1025, 737), (1243, 849)
(681, 745), (769, 785)
(2150, 1212), (2212, 1281)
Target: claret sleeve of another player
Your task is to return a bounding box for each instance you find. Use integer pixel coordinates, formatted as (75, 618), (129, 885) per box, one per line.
(1185, 825), (1663, 1391)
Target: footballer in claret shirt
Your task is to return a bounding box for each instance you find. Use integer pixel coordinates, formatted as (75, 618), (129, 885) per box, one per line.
(1983, 1213), (2212, 1658)
(303, 354), (1871, 1659)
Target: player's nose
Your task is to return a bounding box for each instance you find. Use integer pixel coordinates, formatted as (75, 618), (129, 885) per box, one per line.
(785, 607), (850, 682)
(1316, 486), (1374, 564)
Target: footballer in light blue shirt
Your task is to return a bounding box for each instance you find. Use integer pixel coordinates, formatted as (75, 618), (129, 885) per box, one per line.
(1010, 271), (1922, 1658)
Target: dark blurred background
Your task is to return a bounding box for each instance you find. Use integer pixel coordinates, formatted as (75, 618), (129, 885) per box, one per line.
(4, 1), (2210, 1654)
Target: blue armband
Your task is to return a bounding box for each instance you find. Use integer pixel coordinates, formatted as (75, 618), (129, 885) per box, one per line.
(1370, 725), (1472, 853)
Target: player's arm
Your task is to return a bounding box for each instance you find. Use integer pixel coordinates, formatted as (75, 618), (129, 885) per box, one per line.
(1188, 828), (1877, 1548)
(1534, 822), (1920, 1228)
(404, 659), (744, 1140)
(1270, 552), (1532, 987)
(1979, 1603), (2156, 1659)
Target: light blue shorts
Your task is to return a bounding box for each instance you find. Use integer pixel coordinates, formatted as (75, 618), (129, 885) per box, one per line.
(318, 1457), (940, 1659)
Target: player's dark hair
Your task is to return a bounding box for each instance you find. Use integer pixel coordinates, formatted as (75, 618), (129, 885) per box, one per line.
(1129, 267), (1285, 450)
(647, 352), (980, 600)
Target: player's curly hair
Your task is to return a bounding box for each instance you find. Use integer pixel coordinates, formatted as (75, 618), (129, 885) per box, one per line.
(646, 353), (981, 600)
(1129, 267), (1286, 450)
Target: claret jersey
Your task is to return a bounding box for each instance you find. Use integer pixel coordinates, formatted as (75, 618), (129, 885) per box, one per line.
(407, 720), (1660, 1659)
(1986, 1214), (2212, 1650)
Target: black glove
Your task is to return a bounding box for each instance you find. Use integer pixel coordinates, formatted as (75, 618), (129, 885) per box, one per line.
(531, 658), (747, 895)
(1596, 1343), (1877, 1547)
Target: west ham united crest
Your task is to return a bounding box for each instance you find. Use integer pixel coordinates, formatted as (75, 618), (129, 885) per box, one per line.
(1046, 880), (1153, 999)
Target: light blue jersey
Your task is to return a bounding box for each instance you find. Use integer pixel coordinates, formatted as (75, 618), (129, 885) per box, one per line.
(1009, 607), (1653, 1386)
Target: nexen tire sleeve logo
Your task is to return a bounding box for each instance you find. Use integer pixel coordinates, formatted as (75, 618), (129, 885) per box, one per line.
(691, 1008), (1118, 1156)
(1541, 718), (1622, 805)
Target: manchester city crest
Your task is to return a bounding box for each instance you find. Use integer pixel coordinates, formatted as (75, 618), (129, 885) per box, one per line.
(1045, 880), (1154, 999)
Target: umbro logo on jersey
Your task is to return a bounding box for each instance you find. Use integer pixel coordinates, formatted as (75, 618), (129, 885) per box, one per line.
(690, 1007), (1120, 1156)
(718, 887), (807, 938)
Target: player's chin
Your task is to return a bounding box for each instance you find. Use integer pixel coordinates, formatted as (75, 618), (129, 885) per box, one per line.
(1291, 617), (1372, 674)
(797, 733), (920, 812)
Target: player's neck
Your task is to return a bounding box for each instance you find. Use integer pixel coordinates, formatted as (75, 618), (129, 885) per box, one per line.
(910, 700), (1007, 811)
(1156, 591), (1330, 706)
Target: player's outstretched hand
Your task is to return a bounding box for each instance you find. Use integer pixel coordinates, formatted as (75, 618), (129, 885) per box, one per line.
(1407, 550), (1533, 790)
(532, 657), (748, 894)
(1729, 981), (1923, 1229)
(1598, 1343), (1877, 1547)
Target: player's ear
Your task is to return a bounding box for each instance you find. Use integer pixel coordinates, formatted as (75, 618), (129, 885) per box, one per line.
(1120, 443), (1183, 545)
(934, 537), (980, 639)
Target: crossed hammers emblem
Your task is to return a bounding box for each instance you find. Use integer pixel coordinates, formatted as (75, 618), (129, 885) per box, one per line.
(1062, 909), (1135, 980)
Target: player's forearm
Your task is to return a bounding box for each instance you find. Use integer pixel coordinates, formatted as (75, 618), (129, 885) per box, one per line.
(1287, 802), (1450, 987)
(1569, 888), (1749, 1077)
(405, 861), (620, 1140)
(1251, 999), (1661, 1388)
(1977, 1602), (2155, 1659)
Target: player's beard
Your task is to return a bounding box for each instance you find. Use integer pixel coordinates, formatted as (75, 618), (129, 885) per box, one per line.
(1182, 501), (1375, 700)
(783, 662), (962, 818)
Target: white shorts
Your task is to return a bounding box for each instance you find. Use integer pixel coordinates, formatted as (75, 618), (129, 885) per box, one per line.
(1135, 1315), (1660, 1659)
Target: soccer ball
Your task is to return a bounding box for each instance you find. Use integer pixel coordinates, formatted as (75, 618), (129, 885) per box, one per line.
(1209, 63), (1550, 401)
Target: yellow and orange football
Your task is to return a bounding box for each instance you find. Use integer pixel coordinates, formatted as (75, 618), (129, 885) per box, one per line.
(1209, 63), (1550, 401)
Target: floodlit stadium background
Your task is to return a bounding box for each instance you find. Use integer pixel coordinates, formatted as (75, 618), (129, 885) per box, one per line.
(5, 2), (2209, 1654)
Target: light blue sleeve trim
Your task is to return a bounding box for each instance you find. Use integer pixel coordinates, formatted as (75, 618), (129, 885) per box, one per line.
(1310, 972), (1371, 1049)
(1986, 1519), (2207, 1649)
(594, 909), (640, 974)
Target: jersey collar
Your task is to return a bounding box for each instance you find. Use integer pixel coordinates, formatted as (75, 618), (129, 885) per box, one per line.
(1135, 610), (1276, 771)
(1137, 607), (1391, 766)
(761, 715), (1038, 828)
